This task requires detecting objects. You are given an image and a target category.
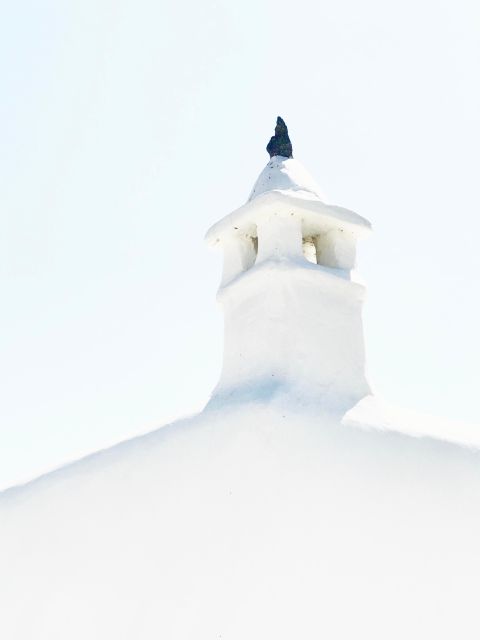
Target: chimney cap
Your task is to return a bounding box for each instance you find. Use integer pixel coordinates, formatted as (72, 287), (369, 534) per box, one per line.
(266, 117), (293, 159)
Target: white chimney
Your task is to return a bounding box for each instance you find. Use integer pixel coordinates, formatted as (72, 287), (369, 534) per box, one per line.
(205, 133), (372, 413)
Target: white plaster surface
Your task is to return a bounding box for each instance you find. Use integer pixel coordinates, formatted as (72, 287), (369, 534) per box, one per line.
(2, 155), (479, 640)
(1, 399), (480, 640)
(248, 155), (327, 201)
(205, 157), (371, 250)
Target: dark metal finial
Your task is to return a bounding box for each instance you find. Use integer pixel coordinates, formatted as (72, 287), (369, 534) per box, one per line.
(266, 116), (293, 159)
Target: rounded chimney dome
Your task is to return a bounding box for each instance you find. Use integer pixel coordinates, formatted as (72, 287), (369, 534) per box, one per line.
(248, 155), (327, 203)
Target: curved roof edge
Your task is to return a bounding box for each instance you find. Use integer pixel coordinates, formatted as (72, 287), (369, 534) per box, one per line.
(206, 190), (372, 246)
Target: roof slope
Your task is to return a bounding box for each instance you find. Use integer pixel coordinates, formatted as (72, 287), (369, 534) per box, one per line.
(1, 401), (480, 639)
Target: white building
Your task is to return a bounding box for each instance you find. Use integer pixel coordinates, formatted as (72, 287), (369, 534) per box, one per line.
(1, 121), (480, 640)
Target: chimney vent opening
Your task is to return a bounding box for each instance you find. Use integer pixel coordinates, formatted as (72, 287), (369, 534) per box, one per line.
(302, 236), (317, 264)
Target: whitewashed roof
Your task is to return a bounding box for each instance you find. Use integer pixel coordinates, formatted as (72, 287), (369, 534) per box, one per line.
(206, 156), (371, 245)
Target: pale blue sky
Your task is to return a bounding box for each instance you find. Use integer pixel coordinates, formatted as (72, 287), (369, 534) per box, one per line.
(1, 0), (480, 489)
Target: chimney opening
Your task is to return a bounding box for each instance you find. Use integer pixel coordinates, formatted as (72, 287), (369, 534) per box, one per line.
(252, 235), (258, 261)
(302, 236), (317, 264)
(240, 230), (258, 273)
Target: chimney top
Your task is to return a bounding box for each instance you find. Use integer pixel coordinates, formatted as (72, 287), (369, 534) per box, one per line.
(266, 117), (293, 159)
